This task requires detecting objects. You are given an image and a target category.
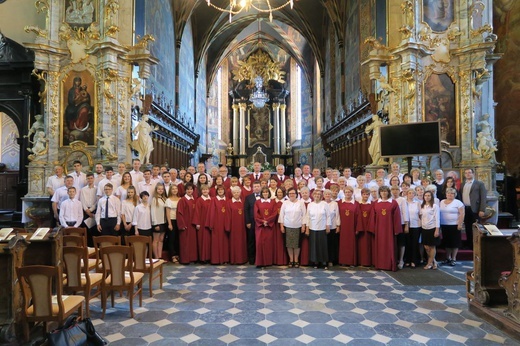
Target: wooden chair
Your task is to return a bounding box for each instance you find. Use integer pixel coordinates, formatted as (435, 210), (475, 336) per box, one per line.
(93, 235), (121, 272)
(63, 227), (95, 257)
(126, 235), (165, 297)
(99, 245), (143, 318)
(16, 265), (85, 341)
(64, 235), (97, 271)
(62, 246), (103, 317)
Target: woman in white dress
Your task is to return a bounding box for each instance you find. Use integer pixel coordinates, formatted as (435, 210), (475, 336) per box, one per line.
(304, 190), (331, 269)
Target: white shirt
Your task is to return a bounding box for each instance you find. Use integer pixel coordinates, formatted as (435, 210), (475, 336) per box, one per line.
(138, 181), (154, 196)
(420, 204), (440, 230)
(59, 198), (83, 227)
(46, 175), (65, 195)
(151, 197), (167, 225)
(96, 177), (120, 197)
(115, 185), (129, 201)
(51, 186), (78, 209)
(80, 185), (98, 213)
(345, 177), (358, 188)
(395, 196), (410, 224)
(132, 203), (151, 229)
(95, 195), (121, 224)
(94, 173), (105, 187)
(440, 199), (464, 225)
(462, 180), (473, 206)
(165, 198), (179, 220)
(279, 199), (306, 228)
(121, 200), (136, 223)
(130, 170), (144, 185)
(68, 171), (87, 190)
(406, 199), (422, 228)
(304, 201), (331, 231)
(326, 200), (340, 229)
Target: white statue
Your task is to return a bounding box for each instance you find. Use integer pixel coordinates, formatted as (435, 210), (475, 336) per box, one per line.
(131, 113), (157, 164)
(377, 75), (396, 113)
(27, 131), (48, 160)
(97, 131), (114, 157)
(24, 114), (45, 139)
(475, 114), (498, 162)
(365, 114), (387, 166)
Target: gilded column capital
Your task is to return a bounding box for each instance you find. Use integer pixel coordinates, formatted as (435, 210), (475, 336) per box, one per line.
(238, 103), (248, 111)
(272, 103), (280, 110)
(280, 104), (287, 111)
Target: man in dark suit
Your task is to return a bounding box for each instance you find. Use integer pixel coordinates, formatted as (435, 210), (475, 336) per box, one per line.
(461, 168), (487, 249)
(245, 181), (261, 264)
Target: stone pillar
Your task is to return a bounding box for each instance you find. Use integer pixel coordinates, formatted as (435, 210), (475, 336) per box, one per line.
(232, 104), (239, 155)
(238, 103), (247, 155)
(280, 104), (287, 152)
(272, 103), (280, 154)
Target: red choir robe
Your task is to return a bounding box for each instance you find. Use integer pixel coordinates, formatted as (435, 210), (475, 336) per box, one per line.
(209, 187), (217, 198)
(208, 197), (230, 264)
(357, 202), (374, 267)
(338, 199), (361, 266)
(254, 199), (277, 266)
(273, 200), (288, 265)
(372, 199), (402, 271)
(176, 196), (198, 264)
(192, 196), (212, 262)
(225, 198), (248, 264)
(300, 199), (312, 266)
(241, 186), (253, 201)
(273, 174), (290, 187)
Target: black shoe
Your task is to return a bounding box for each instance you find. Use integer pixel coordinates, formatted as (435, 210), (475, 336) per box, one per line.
(450, 260), (456, 266)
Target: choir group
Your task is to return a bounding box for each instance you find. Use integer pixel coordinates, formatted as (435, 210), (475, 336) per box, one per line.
(49, 159), (477, 272)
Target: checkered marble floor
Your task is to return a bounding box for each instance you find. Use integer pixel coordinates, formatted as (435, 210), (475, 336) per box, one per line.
(87, 262), (520, 345)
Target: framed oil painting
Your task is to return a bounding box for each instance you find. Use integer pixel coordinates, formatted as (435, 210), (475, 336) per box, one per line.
(61, 70), (96, 147)
(64, 0), (97, 28)
(423, 73), (457, 145)
(422, 0), (454, 32)
(247, 107), (272, 148)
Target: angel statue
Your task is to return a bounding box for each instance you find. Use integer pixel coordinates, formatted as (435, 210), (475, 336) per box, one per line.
(27, 131), (48, 161)
(130, 113), (157, 164)
(377, 75), (396, 113)
(365, 114), (387, 166)
(97, 131), (115, 157)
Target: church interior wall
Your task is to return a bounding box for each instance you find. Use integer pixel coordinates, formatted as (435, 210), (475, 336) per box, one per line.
(0, 0), (44, 44)
(143, 0), (176, 104)
(493, 0), (520, 176)
(178, 18), (195, 127)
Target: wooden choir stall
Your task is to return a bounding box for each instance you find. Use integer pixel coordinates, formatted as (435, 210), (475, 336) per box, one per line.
(468, 223), (520, 339)
(0, 227), (61, 343)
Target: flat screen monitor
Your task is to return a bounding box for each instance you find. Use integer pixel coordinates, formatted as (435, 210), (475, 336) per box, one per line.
(380, 121), (441, 157)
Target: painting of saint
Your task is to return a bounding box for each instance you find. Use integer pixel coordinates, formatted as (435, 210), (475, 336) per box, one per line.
(423, 0), (454, 32)
(62, 71), (96, 146)
(424, 73), (456, 145)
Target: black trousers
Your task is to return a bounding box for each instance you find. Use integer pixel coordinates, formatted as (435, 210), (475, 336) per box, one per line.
(100, 217), (118, 236)
(463, 206), (478, 249)
(168, 219), (180, 258)
(246, 222), (256, 264)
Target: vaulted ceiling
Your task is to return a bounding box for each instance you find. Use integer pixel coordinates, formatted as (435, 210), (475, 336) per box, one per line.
(172, 0), (346, 87)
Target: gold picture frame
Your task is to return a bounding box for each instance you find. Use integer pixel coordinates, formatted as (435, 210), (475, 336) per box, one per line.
(61, 70), (97, 147)
(247, 106), (272, 148)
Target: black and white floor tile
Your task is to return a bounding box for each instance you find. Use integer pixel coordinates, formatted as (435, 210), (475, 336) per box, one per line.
(87, 262), (519, 345)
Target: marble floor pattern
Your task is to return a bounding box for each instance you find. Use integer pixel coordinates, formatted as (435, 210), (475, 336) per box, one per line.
(88, 262), (520, 345)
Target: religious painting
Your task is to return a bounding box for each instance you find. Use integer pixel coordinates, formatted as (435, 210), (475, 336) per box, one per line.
(64, 0), (97, 28)
(422, 0), (454, 32)
(423, 73), (457, 145)
(247, 107), (271, 148)
(61, 70), (96, 146)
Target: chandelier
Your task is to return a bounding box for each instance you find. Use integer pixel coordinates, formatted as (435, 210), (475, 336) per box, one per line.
(206, 0), (294, 22)
(250, 75), (270, 108)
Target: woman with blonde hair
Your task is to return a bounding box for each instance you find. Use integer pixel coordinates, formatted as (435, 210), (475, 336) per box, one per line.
(151, 183), (167, 259)
(166, 184), (180, 263)
(120, 185), (138, 244)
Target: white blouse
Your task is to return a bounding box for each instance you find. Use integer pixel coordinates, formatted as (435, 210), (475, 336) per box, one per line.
(279, 199), (306, 228)
(420, 204), (440, 230)
(304, 201), (331, 231)
(165, 198), (179, 220)
(407, 199), (422, 228)
(151, 197), (166, 225)
(121, 200), (136, 223)
(326, 200), (340, 229)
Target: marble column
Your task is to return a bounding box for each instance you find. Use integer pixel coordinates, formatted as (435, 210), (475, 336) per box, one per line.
(272, 103), (280, 155)
(232, 104), (239, 155)
(280, 104), (287, 153)
(239, 103), (247, 155)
